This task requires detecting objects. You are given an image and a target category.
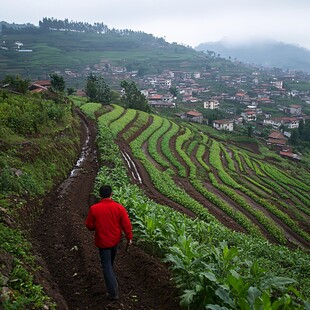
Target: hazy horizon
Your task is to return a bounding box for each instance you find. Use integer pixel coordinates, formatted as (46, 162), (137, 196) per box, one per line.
(2, 0), (310, 50)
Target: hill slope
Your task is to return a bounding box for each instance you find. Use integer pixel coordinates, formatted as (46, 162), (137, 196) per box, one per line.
(196, 39), (310, 72)
(0, 24), (205, 79)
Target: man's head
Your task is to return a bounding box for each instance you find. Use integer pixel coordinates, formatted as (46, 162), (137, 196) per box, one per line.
(99, 185), (112, 198)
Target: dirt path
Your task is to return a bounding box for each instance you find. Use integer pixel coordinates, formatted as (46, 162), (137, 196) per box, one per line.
(30, 111), (181, 310)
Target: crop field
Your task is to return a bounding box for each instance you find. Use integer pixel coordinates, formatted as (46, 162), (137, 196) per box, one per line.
(76, 103), (310, 309)
(79, 102), (310, 308)
(99, 104), (310, 247)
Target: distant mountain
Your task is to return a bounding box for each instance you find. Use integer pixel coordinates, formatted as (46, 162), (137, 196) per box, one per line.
(195, 39), (310, 73)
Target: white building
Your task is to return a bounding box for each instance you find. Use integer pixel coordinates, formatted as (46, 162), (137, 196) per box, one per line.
(213, 119), (234, 131)
(204, 99), (219, 110)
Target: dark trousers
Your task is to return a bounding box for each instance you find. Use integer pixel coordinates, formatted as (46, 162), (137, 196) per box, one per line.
(99, 245), (119, 298)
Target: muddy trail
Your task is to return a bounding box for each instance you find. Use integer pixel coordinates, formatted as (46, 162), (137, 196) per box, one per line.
(30, 111), (181, 310)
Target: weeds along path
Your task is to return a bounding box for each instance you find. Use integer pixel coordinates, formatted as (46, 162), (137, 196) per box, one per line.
(31, 110), (180, 310)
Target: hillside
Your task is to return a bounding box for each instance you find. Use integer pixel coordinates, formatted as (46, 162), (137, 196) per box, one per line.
(0, 20), (205, 80)
(195, 39), (310, 73)
(76, 101), (310, 308)
(1, 88), (309, 308)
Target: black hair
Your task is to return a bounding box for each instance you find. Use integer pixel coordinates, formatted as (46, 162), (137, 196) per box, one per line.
(99, 185), (112, 198)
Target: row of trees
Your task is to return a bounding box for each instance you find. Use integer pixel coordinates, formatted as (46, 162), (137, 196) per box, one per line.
(39, 18), (109, 34)
(38, 18), (165, 45)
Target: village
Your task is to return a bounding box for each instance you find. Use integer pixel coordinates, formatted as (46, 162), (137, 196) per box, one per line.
(27, 52), (309, 160)
(10, 38), (309, 161)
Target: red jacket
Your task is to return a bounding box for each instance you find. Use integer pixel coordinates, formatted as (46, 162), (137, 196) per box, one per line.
(85, 198), (133, 248)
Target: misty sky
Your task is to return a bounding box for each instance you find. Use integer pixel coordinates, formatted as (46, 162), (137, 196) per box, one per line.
(2, 0), (310, 50)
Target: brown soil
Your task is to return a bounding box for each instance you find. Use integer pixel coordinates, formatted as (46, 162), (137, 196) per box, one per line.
(30, 111), (181, 310)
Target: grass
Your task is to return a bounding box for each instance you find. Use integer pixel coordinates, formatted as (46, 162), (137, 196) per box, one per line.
(0, 91), (81, 308)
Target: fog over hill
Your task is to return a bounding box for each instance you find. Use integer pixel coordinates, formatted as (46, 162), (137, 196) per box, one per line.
(195, 39), (310, 73)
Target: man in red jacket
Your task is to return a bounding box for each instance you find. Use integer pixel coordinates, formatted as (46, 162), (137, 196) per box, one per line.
(85, 185), (133, 301)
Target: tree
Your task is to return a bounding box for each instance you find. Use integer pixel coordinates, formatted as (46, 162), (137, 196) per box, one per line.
(289, 129), (299, 145)
(247, 125), (253, 137)
(303, 119), (310, 142)
(120, 80), (151, 112)
(67, 87), (75, 95)
(298, 119), (304, 137)
(2, 75), (30, 94)
(279, 124), (286, 133)
(50, 73), (65, 93)
(169, 86), (177, 97)
(85, 74), (111, 104)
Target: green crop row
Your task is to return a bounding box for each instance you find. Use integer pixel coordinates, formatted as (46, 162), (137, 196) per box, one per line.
(160, 121), (187, 177)
(79, 102), (102, 119)
(209, 140), (222, 170)
(243, 176), (273, 195)
(195, 144), (211, 172)
(109, 108), (137, 137)
(232, 150), (245, 172)
(193, 176), (263, 237)
(270, 198), (309, 223)
(258, 176), (289, 199)
(186, 140), (198, 156)
(209, 173), (286, 244)
(175, 127), (193, 177)
(240, 186), (310, 242)
(242, 153), (255, 171)
(122, 110), (150, 142)
(147, 117), (172, 170)
(260, 163), (310, 192)
(172, 128), (263, 237)
(97, 103), (124, 124)
(130, 115), (162, 152)
(208, 144), (308, 242)
(279, 184), (310, 209)
(220, 144), (236, 172)
(230, 176), (270, 199)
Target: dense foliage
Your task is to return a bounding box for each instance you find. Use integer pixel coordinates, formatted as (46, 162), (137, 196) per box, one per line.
(120, 80), (151, 112)
(85, 74), (111, 104)
(0, 90), (80, 308)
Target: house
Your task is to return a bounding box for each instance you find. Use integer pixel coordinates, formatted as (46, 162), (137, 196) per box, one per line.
(284, 105), (302, 116)
(29, 80), (51, 93)
(241, 110), (257, 122)
(148, 94), (163, 101)
(235, 91), (250, 103)
(204, 99), (219, 110)
(257, 97), (274, 104)
(148, 101), (175, 108)
(263, 117), (302, 129)
(279, 147), (301, 161)
(213, 119), (234, 131)
(162, 94), (174, 102)
(266, 131), (287, 147)
(182, 96), (198, 103)
(181, 110), (203, 123)
(32, 80), (51, 87)
(270, 81), (283, 89)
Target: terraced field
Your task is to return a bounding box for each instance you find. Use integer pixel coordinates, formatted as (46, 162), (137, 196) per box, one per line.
(100, 104), (310, 248)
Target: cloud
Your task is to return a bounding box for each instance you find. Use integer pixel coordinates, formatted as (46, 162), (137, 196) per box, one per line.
(2, 0), (310, 49)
